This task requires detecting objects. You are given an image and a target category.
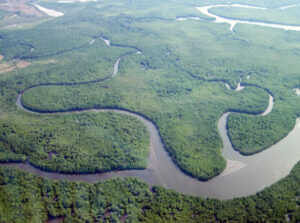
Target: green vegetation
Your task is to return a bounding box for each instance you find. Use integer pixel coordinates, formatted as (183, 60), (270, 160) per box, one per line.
(1, 162), (300, 222)
(21, 80), (269, 179)
(210, 5), (300, 26)
(227, 105), (297, 155)
(0, 112), (149, 173)
(0, 0), (299, 179)
(0, 0), (300, 221)
(0, 167), (151, 223)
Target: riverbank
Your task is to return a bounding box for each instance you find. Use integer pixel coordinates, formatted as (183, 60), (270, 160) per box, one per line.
(196, 4), (300, 32)
(6, 36), (300, 199)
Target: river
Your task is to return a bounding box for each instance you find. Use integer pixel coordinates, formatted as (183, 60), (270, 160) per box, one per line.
(2, 35), (300, 199)
(196, 4), (300, 33)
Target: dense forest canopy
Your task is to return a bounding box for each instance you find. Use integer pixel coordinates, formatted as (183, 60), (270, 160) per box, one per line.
(0, 0), (299, 222)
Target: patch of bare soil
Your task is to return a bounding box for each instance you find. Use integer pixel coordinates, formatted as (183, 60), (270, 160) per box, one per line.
(39, 59), (56, 64)
(0, 65), (15, 74)
(0, 55), (56, 75)
(17, 61), (31, 68)
(0, 0), (44, 17)
(0, 55), (31, 74)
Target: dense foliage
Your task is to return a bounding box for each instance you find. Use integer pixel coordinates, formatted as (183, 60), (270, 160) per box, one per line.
(0, 0), (300, 221)
(1, 163), (300, 222)
(0, 112), (149, 173)
(210, 5), (300, 26)
(0, 0), (299, 180)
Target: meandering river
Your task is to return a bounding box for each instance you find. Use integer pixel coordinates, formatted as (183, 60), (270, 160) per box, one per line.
(2, 35), (300, 199)
(196, 4), (300, 33)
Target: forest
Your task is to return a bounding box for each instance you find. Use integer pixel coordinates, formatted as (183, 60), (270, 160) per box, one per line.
(1, 162), (300, 222)
(0, 0), (292, 179)
(0, 112), (149, 173)
(0, 0), (300, 221)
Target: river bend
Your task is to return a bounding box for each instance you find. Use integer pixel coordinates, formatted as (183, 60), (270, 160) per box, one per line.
(2, 37), (300, 199)
(196, 4), (300, 33)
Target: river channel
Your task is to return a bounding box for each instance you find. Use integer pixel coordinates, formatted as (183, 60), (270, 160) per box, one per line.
(2, 32), (300, 199)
